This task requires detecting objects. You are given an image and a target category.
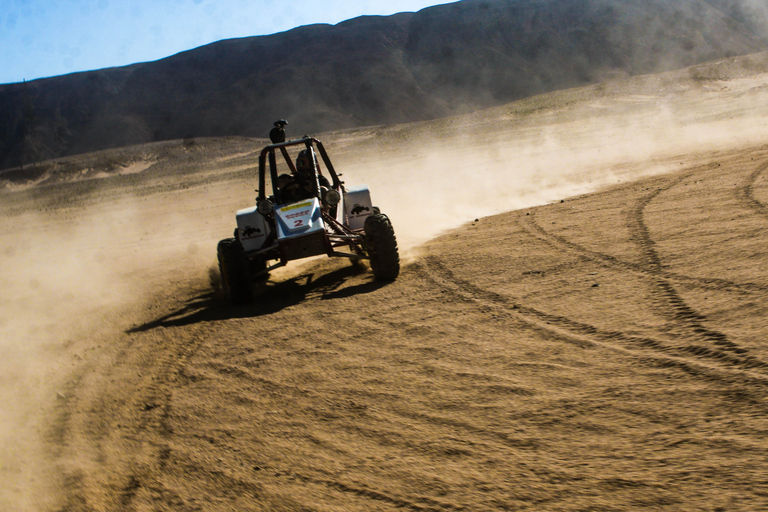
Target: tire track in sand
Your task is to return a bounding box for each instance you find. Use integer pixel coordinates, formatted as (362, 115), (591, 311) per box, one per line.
(622, 172), (746, 354)
(519, 173), (768, 295)
(416, 253), (768, 386)
(117, 327), (207, 509)
(738, 160), (768, 218)
(171, 446), (462, 512)
(518, 164), (768, 367)
(65, 313), (213, 510)
(122, 321), (464, 512)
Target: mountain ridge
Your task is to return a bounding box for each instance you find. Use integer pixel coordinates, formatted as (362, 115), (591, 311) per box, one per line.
(1, 0), (766, 170)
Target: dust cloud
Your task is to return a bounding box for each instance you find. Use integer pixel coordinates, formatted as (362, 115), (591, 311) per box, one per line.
(336, 74), (768, 248)
(0, 203), (144, 509)
(738, 0), (768, 39)
(0, 192), (216, 511)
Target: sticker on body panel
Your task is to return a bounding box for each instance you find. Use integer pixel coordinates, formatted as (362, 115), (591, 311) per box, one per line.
(236, 205), (269, 252)
(284, 208), (310, 226)
(281, 200), (313, 212)
(241, 226), (262, 237)
(344, 187), (373, 231)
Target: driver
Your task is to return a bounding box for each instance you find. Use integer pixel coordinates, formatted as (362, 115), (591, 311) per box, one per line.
(279, 147), (330, 203)
(295, 148), (314, 174)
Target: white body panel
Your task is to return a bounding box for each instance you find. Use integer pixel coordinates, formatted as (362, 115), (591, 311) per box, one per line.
(344, 186), (373, 231)
(275, 198), (325, 239)
(236, 206), (270, 252)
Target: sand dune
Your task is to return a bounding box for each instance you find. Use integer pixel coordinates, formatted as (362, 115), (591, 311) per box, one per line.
(2, 55), (768, 510)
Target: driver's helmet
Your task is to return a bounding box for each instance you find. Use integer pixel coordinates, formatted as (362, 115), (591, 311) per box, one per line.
(295, 148), (316, 174)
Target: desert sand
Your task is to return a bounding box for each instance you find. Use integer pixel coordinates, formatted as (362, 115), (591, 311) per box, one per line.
(2, 54), (768, 511)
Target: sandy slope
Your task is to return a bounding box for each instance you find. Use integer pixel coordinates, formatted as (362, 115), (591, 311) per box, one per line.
(2, 54), (768, 511)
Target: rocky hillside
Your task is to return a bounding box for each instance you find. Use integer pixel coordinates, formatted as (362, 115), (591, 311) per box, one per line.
(1, 0), (766, 170)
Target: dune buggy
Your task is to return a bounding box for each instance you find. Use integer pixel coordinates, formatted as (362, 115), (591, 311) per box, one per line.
(217, 135), (399, 304)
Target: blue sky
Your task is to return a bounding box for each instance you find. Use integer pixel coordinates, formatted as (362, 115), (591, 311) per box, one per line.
(1, 0), (451, 84)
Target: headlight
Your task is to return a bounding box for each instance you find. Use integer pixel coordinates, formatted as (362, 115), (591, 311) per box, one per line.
(324, 189), (341, 206)
(257, 198), (274, 215)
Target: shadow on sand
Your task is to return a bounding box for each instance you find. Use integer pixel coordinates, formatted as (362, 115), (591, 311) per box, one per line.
(127, 263), (386, 333)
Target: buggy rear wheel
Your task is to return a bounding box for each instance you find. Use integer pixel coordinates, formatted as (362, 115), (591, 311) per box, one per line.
(217, 238), (253, 304)
(364, 213), (400, 281)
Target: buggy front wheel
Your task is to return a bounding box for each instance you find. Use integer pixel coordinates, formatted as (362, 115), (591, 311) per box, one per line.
(364, 213), (400, 281)
(217, 238), (253, 304)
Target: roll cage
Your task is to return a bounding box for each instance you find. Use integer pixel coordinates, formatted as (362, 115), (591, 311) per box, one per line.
(257, 136), (345, 205)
